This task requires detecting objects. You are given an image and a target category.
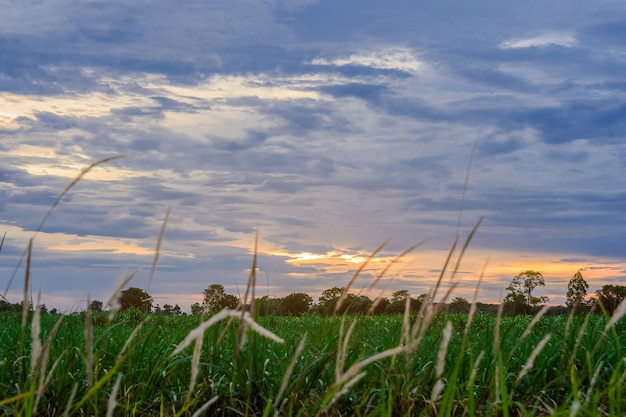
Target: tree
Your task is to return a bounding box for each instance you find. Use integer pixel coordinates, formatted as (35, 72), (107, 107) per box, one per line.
(369, 297), (389, 315)
(162, 304), (182, 316)
(387, 289), (410, 314)
(0, 299), (21, 312)
(595, 285), (626, 315)
(202, 284), (239, 314)
(349, 295), (372, 314)
(90, 300), (104, 312)
(503, 270), (548, 315)
(281, 293), (313, 316)
(190, 302), (203, 315)
(449, 297), (471, 313)
(257, 296), (282, 316)
(318, 287), (345, 315)
(566, 271), (589, 311)
(120, 287), (153, 312)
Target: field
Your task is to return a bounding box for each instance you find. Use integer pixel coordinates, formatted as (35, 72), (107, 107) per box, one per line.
(1, 305), (626, 416)
(2, 159), (626, 416)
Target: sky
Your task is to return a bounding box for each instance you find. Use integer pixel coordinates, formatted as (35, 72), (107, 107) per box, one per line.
(2, 0), (626, 312)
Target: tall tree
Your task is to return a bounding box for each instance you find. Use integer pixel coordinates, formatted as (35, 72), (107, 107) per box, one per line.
(503, 270), (548, 314)
(202, 284), (239, 314)
(119, 287), (153, 312)
(566, 271), (589, 311)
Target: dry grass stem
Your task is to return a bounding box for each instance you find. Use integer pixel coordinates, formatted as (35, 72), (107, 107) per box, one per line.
(86, 296), (94, 388)
(106, 374), (123, 417)
(520, 305), (551, 341)
(335, 239), (388, 314)
(22, 239), (32, 329)
(275, 335), (306, 408)
(172, 309), (283, 357)
(191, 396), (219, 417)
(330, 371), (367, 406)
(605, 298), (626, 332)
(106, 269), (140, 316)
(4, 155), (124, 298)
(187, 334), (204, 402)
(437, 321), (453, 378)
(62, 384), (78, 417)
(148, 207), (170, 291)
(516, 334), (551, 383)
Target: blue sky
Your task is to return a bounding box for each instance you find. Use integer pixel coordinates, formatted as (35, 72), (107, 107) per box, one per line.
(2, 0), (626, 311)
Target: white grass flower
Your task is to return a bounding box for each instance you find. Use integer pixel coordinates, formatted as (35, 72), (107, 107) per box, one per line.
(172, 309), (283, 357)
(520, 305), (551, 341)
(275, 335), (306, 408)
(516, 334), (551, 383)
(30, 303), (42, 376)
(191, 396), (219, 417)
(605, 298), (626, 332)
(431, 379), (445, 403)
(330, 371), (367, 405)
(106, 374), (123, 417)
(437, 321), (453, 378)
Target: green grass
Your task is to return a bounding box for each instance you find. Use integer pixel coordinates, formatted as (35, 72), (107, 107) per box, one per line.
(1, 308), (626, 416)
(3, 156), (626, 416)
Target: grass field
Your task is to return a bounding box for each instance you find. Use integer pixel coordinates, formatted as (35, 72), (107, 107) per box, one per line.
(1, 305), (626, 416)
(3, 158), (626, 416)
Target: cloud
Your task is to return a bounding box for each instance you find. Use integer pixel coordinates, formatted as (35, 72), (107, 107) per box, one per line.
(3, 0), (626, 311)
(500, 32), (577, 49)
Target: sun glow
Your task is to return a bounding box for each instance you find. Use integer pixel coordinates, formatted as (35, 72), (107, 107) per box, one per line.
(287, 251), (369, 264)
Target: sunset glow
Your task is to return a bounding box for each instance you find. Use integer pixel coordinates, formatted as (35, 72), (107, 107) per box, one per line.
(2, 0), (625, 312)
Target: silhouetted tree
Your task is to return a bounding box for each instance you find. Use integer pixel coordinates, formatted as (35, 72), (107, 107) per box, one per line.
(503, 270), (548, 314)
(120, 287), (153, 312)
(349, 295), (372, 314)
(595, 285), (626, 315)
(387, 289), (410, 314)
(566, 271), (589, 312)
(369, 297), (389, 315)
(448, 297), (471, 313)
(202, 284), (239, 314)
(256, 296), (282, 316)
(162, 304), (182, 316)
(190, 302), (203, 315)
(90, 300), (104, 312)
(318, 287), (345, 315)
(281, 293), (313, 316)
(0, 299), (21, 312)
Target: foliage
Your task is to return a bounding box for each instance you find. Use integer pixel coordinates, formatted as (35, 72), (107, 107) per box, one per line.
(448, 296), (471, 313)
(317, 286), (345, 315)
(119, 287), (153, 312)
(503, 270), (548, 314)
(595, 284), (626, 315)
(566, 270), (589, 311)
(162, 303), (182, 315)
(281, 292), (313, 316)
(256, 295), (282, 316)
(190, 302), (203, 315)
(0, 299), (21, 312)
(90, 299), (104, 312)
(202, 283), (239, 314)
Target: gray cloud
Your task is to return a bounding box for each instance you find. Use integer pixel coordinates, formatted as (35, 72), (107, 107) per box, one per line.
(2, 0), (626, 310)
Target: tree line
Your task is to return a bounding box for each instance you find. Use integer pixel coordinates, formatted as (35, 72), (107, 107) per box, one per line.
(2, 269), (623, 316)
